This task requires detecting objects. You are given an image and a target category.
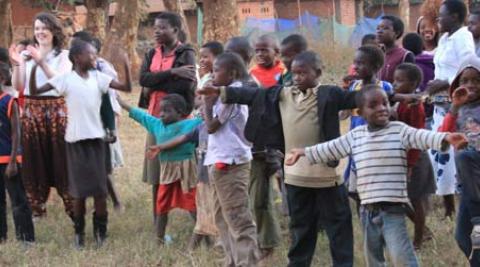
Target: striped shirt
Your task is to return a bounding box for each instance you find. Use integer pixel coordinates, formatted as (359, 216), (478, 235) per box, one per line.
(305, 122), (448, 205)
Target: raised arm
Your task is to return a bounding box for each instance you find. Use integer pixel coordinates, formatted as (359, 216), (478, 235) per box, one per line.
(9, 44), (26, 92)
(109, 57), (132, 92)
(29, 65), (54, 95)
(28, 46), (71, 79)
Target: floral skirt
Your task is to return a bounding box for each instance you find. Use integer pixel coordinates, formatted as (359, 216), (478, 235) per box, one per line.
(21, 96), (74, 217)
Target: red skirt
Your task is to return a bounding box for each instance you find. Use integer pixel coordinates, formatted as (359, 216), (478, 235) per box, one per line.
(156, 180), (196, 215)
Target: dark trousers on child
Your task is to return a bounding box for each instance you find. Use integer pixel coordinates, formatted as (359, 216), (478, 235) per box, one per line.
(455, 149), (480, 265)
(286, 183), (353, 267)
(0, 165), (35, 242)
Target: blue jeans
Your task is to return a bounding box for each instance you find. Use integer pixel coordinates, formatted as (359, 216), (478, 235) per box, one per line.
(455, 194), (480, 266)
(360, 204), (418, 267)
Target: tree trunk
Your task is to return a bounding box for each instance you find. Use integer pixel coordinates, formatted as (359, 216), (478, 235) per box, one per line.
(84, 0), (109, 41)
(202, 0), (239, 43)
(399, 0), (410, 32)
(102, 0), (142, 80)
(355, 0), (364, 23)
(163, 0), (191, 43)
(0, 0), (12, 48)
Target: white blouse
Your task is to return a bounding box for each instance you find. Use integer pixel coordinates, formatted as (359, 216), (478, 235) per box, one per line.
(24, 49), (72, 96)
(48, 70), (113, 142)
(434, 27), (475, 84)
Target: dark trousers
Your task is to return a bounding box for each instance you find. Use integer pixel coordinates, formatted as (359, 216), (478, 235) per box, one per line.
(286, 183), (353, 267)
(455, 149), (480, 265)
(100, 93), (115, 132)
(0, 165), (35, 242)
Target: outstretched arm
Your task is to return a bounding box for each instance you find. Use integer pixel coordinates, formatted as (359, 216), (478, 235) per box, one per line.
(286, 133), (353, 166)
(146, 134), (190, 160)
(29, 65), (54, 95)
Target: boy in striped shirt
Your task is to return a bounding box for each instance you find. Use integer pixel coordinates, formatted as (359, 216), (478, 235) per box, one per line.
(285, 85), (467, 266)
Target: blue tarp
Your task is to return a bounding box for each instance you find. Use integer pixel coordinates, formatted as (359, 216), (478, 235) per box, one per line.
(241, 12), (383, 47)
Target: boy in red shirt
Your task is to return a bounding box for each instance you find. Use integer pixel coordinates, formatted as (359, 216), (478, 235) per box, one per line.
(250, 34), (285, 88)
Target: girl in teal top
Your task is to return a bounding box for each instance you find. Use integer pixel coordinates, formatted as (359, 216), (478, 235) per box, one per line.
(118, 93), (201, 244)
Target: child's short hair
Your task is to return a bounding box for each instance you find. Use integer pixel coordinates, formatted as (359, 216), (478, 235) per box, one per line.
(357, 45), (385, 72)
(292, 51), (323, 73)
(256, 34), (279, 49)
(161, 93), (188, 116)
(72, 31), (94, 43)
(225, 36), (254, 65)
(381, 15), (405, 39)
(361, 34), (376, 45)
(92, 37), (102, 53)
(442, 0), (467, 23)
(68, 39), (93, 63)
(356, 84), (385, 108)
(19, 39), (33, 47)
(402, 33), (423, 56)
(281, 34), (308, 52)
(201, 41), (224, 57)
(396, 63), (423, 90)
(215, 52), (249, 82)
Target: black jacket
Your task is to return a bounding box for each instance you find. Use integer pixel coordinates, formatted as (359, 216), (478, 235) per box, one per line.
(222, 85), (358, 165)
(138, 44), (196, 113)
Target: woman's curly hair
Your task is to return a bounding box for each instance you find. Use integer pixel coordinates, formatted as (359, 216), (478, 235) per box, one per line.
(33, 12), (66, 56)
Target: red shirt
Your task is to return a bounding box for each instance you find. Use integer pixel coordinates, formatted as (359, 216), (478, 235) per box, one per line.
(397, 102), (425, 167)
(148, 44), (178, 117)
(250, 60), (285, 88)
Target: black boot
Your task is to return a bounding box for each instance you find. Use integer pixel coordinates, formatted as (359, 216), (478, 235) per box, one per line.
(93, 212), (108, 248)
(155, 214), (168, 245)
(73, 216), (85, 249)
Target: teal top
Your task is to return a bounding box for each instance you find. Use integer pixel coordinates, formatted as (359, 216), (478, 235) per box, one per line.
(129, 108), (202, 161)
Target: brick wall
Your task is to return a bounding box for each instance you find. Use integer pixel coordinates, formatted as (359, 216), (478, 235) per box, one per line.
(274, 0), (333, 20)
(338, 0), (356, 25)
(238, 1), (275, 21)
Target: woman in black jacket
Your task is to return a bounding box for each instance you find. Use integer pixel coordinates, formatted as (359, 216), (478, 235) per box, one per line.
(138, 12), (196, 229)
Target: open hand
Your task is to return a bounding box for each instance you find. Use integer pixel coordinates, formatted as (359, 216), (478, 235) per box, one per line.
(146, 146), (162, 160)
(8, 44), (23, 65)
(26, 45), (42, 64)
(171, 65), (196, 81)
(5, 161), (17, 179)
(452, 87), (469, 108)
(445, 133), (468, 150)
(284, 148), (306, 166)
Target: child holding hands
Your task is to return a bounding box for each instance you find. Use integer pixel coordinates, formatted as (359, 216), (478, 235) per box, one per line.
(118, 93), (201, 245)
(30, 39), (132, 248)
(286, 85), (467, 266)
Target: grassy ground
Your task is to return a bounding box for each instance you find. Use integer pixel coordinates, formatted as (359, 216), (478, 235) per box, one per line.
(0, 44), (471, 267)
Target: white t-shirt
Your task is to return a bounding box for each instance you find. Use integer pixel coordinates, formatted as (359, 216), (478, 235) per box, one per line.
(48, 70), (113, 142)
(434, 27), (475, 84)
(25, 49), (72, 96)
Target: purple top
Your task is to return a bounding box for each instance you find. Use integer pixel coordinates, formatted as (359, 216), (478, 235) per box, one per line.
(415, 52), (435, 92)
